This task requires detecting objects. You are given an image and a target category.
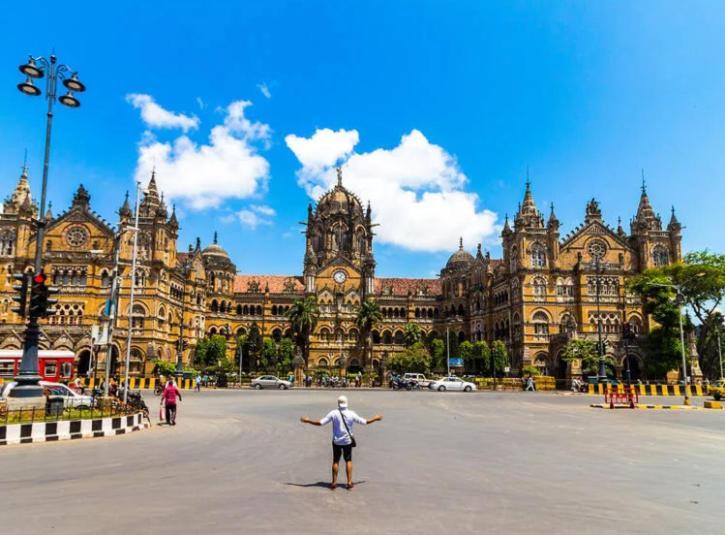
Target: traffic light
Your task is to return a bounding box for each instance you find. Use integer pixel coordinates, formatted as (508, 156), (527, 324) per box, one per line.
(11, 272), (29, 317)
(29, 271), (59, 318)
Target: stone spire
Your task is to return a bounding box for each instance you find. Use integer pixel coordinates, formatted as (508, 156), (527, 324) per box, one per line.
(195, 237), (201, 252)
(632, 170), (661, 232)
(667, 206), (681, 233)
(140, 170), (161, 217)
(213, 230), (218, 245)
(502, 213), (512, 237)
(547, 202), (560, 230)
(119, 191), (132, 219)
(4, 164), (33, 214)
(336, 167), (343, 187)
(168, 203), (179, 230)
(515, 178), (544, 229)
(44, 201), (53, 222)
(71, 184), (90, 209)
(616, 216), (626, 238)
(584, 198), (602, 224)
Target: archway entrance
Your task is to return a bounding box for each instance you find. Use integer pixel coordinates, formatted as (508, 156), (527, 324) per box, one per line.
(76, 349), (92, 377)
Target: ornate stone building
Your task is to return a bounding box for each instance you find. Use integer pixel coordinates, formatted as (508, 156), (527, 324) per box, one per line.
(0, 165), (683, 380)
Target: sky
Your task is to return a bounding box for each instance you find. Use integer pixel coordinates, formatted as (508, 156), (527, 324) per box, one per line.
(1, 1), (724, 278)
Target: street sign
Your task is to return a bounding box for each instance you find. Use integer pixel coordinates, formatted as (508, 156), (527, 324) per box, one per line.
(449, 357), (464, 367)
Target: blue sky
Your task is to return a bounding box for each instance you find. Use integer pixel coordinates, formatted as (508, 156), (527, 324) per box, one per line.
(1, 1), (723, 278)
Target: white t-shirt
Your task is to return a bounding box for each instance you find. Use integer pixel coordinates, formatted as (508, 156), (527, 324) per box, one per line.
(320, 408), (367, 445)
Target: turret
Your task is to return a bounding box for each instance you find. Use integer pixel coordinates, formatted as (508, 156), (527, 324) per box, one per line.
(547, 203), (560, 267)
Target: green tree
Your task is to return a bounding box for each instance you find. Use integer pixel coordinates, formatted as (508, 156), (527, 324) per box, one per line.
(277, 337), (295, 373)
(403, 323), (422, 347)
(459, 341), (474, 373)
(430, 338), (446, 372)
(387, 342), (432, 374)
(629, 250), (725, 378)
(491, 340), (509, 375)
(561, 339), (615, 377)
(260, 337), (277, 370)
(194, 335), (227, 369)
(246, 323), (263, 371)
(472, 341), (490, 375)
(356, 298), (383, 368)
(286, 296), (320, 369)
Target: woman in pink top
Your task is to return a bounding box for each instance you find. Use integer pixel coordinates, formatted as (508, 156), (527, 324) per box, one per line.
(161, 380), (182, 425)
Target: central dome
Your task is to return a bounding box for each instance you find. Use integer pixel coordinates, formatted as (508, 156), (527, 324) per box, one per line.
(316, 168), (364, 217)
(446, 238), (474, 270)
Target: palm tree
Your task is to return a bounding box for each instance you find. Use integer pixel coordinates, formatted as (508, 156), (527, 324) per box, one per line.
(285, 295), (319, 369)
(356, 298), (383, 369)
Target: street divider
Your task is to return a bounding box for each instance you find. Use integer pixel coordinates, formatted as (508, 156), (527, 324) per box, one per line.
(84, 377), (196, 390)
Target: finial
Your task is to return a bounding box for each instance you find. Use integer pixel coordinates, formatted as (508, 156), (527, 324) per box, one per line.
(550, 202), (554, 214)
(21, 149), (28, 176)
(458, 237), (463, 250)
(477, 243), (482, 253)
(671, 205), (675, 216)
(213, 231), (218, 244)
(195, 237), (201, 251)
(525, 166), (530, 190)
(336, 167), (343, 187)
(640, 169), (646, 194)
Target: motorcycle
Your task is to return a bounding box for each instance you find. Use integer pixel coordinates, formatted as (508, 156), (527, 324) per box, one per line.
(390, 376), (412, 391)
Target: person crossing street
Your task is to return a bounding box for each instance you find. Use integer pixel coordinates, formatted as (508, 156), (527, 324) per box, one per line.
(161, 379), (182, 425)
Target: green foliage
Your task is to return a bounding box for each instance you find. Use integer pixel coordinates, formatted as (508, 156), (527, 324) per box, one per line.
(561, 339), (615, 376)
(194, 335), (228, 369)
(522, 365), (541, 377)
(429, 338), (446, 372)
(286, 296), (320, 367)
(491, 340), (509, 375)
(152, 359), (177, 377)
(403, 323), (422, 347)
(629, 250), (725, 379)
(387, 342), (432, 374)
(472, 341), (490, 374)
(277, 337), (296, 372)
(356, 298), (383, 368)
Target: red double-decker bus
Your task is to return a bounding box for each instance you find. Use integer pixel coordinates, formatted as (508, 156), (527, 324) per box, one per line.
(0, 350), (75, 383)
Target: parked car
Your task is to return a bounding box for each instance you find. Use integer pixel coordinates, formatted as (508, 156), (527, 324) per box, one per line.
(708, 379), (725, 400)
(250, 375), (292, 390)
(403, 373), (432, 388)
(1, 381), (94, 409)
(429, 376), (477, 392)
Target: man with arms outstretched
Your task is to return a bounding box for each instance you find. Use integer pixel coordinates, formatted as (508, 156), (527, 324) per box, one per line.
(300, 395), (383, 490)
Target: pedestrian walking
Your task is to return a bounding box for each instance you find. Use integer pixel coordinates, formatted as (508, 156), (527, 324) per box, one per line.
(525, 375), (536, 391)
(300, 395), (383, 490)
(161, 379), (182, 425)
(356, 371), (362, 387)
(195, 374), (202, 392)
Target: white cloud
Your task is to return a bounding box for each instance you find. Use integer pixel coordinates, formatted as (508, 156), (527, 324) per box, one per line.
(257, 82), (272, 99)
(236, 204), (275, 229)
(195, 96), (206, 110)
(286, 128), (498, 252)
(131, 99), (271, 210)
(126, 94), (199, 132)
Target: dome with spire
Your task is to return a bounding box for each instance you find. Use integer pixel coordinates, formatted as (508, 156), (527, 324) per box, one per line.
(315, 167), (364, 218)
(445, 238), (475, 271)
(202, 231), (230, 259)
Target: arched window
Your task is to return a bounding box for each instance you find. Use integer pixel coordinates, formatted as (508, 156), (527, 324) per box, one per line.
(393, 331), (404, 345)
(533, 277), (546, 300)
(510, 246), (518, 273)
(382, 331), (392, 344)
(211, 300), (218, 313)
(158, 306), (166, 329)
(318, 357), (329, 368)
(372, 330), (381, 344)
(533, 311), (549, 337)
(530, 244), (546, 269)
(652, 246), (669, 267)
(131, 304), (145, 331)
(272, 328), (282, 342)
(0, 230), (16, 256)
(319, 328), (330, 342)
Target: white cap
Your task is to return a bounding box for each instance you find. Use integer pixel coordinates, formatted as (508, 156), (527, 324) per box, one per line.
(337, 395), (348, 408)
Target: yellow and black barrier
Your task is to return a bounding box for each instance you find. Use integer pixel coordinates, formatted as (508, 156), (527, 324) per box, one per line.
(83, 377), (196, 390)
(587, 383), (704, 397)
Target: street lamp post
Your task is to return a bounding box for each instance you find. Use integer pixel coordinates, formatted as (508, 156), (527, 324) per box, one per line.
(176, 257), (193, 379)
(10, 54), (85, 401)
(593, 256), (608, 384)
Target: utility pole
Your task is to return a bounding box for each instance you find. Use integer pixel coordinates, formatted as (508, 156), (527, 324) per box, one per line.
(122, 182), (141, 403)
(103, 233), (123, 397)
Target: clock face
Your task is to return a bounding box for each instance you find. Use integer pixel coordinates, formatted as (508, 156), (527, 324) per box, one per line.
(333, 270), (347, 284)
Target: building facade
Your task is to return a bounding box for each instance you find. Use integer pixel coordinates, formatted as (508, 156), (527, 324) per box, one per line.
(0, 167), (683, 380)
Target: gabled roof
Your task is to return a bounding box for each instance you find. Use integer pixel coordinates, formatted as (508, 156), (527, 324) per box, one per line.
(373, 277), (441, 296)
(233, 275), (305, 294)
(560, 219), (631, 250)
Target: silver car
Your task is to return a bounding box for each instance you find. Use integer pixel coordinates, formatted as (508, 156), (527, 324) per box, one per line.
(1, 381), (94, 408)
(250, 375), (292, 390)
(429, 376), (477, 392)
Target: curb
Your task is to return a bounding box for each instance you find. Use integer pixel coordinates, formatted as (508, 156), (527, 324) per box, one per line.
(0, 412), (149, 446)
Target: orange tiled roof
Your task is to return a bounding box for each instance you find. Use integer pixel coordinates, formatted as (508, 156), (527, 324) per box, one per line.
(233, 275), (305, 294)
(373, 277), (441, 296)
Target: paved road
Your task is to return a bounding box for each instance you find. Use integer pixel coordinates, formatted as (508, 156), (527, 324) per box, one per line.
(2, 390), (724, 534)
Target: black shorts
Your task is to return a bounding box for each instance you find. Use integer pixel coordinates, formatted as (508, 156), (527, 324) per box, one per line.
(333, 443), (353, 462)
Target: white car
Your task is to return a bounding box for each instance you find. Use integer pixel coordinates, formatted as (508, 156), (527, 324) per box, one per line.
(429, 376), (477, 392)
(403, 373), (433, 388)
(1, 381), (94, 409)
(250, 375), (293, 390)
